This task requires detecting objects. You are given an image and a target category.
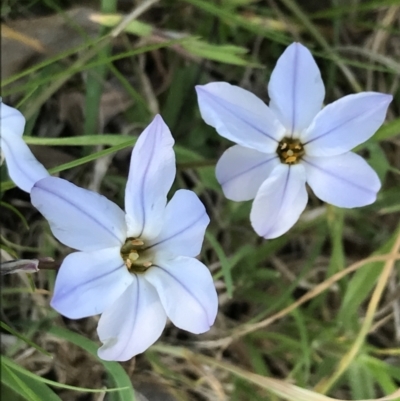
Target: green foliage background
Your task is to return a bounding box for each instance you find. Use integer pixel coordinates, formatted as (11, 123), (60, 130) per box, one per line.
(1, 0), (399, 400)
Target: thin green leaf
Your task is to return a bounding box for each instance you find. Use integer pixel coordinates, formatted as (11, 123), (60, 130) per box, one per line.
(373, 118), (400, 141)
(0, 201), (29, 230)
(3, 356), (127, 393)
(0, 322), (52, 358)
(48, 326), (135, 401)
(206, 231), (234, 297)
(1, 363), (51, 401)
(337, 225), (400, 328)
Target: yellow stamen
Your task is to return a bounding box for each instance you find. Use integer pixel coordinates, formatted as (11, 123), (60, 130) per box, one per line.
(277, 138), (305, 164)
(128, 251), (139, 262)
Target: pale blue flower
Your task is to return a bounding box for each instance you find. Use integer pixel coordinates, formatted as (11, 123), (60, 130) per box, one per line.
(196, 43), (392, 239)
(31, 115), (217, 361)
(0, 101), (48, 192)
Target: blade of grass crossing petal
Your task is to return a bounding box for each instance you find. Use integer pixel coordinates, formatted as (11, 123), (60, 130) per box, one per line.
(49, 326), (135, 401)
(1, 138), (212, 192)
(0, 138), (136, 192)
(24, 134), (212, 173)
(24, 135), (135, 146)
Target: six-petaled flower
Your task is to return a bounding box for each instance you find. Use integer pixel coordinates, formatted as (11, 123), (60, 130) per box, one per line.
(30, 115), (218, 361)
(196, 42), (392, 239)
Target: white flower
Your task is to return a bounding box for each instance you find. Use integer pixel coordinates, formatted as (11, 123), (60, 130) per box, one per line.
(196, 42), (392, 239)
(30, 115), (217, 361)
(0, 101), (49, 192)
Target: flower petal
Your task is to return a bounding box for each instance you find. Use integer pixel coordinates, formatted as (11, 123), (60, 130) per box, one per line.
(268, 42), (325, 136)
(1, 102), (25, 138)
(145, 256), (217, 334)
(216, 145), (280, 201)
(250, 164), (308, 239)
(303, 152), (381, 207)
(51, 247), (133, 319)
(302, 92), (393, 156)
(1, 102), (49, 193)
(146, 190), (209, 258)
(97, 275), (167, 361)
(31, 177), (126, 251)
(125, 115), (175, 240)
(196, 82), (285, 152)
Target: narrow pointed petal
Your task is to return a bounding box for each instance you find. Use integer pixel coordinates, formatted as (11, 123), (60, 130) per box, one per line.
(146, 190), (209, 258)
(125, 115), (175, 240)
(196, 82), (285, 152)
(302, 92), (393, 156)
(250, 164), (308, 239)
(268, 43), (325, 136)
(31, 177), (126, 251)
(97, 276), (166, 361)
(1, 102), (48, 192)
(216, 145), (280, 201)
(145, 256), (217, 334)
(51, 247), (133, 319)
(303, 152), (380, 207)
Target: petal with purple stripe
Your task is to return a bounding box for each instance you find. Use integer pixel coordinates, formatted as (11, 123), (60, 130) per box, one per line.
(125, 115), (176, 240)
(51, 247), (132, 319)
(303, 152), (381, 207)
(1, 102), (49, 192)
(97, 275), (166, 361)
(31, 177), (126, 251)
(146, 190), (209, 258)
(145, 256), (218, 334)
(196, 82), (285, 152)
(302, 92), (393, 157)
(216, 145), (279, 201)
(250, 164), (308, 238)
(1, 102), (25, 138)
(268, 43), (325, 137)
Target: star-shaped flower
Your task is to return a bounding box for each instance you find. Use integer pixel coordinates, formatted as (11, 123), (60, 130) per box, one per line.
(31, 115), (217, 361)
(196, 43), (392, 239)
(0, 101), (48, 192)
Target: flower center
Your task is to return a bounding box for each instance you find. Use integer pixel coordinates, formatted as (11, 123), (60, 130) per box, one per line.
(277, 138), (305, 164)
(120, 237), (152, 273)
